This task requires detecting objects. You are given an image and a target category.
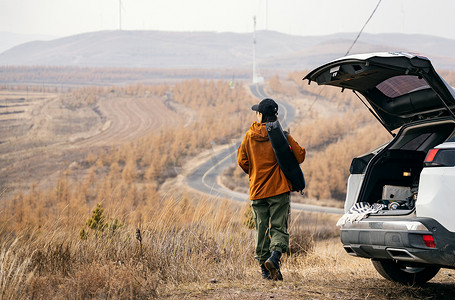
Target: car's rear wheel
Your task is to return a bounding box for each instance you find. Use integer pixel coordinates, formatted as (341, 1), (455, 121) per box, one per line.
(372, 259), (440, 285)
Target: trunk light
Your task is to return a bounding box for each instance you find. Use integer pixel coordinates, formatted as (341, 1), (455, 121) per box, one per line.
(422, 235), (436, 248)
(425, 148), (439, 163)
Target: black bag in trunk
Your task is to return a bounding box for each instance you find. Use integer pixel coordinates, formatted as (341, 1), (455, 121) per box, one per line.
(266, 120), (305, 192)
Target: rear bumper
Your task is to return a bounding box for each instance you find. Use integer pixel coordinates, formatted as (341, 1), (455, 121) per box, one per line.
(340, 217), (455, 268)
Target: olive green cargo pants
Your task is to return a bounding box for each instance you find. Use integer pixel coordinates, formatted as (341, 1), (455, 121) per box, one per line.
(251, 192), (290, 265)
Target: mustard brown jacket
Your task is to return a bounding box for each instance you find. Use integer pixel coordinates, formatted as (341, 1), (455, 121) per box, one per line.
(237, 121), (306, 200)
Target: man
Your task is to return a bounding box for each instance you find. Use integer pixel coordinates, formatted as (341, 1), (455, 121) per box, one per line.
(237, 98), (306, 281)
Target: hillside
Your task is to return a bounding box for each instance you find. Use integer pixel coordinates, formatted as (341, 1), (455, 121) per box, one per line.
(1, 30), (455, 71)
(0, 31), (55, 54)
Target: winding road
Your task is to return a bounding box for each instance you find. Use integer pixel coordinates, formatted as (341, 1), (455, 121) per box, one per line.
(186, 85), (344, 215)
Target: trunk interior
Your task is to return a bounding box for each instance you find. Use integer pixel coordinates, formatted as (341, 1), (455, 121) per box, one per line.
(357, 118), (455, 214)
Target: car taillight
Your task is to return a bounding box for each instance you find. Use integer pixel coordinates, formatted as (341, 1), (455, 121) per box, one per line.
(424, 149), (439, 163)
(422, 235), (436, 248)
(424, 148), (455, 167)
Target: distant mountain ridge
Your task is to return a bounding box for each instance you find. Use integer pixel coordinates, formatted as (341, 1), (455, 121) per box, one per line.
(0, 32), (56, 54)
(1, 30), (455, 71)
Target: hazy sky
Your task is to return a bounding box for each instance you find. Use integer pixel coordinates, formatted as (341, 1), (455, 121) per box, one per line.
(1, 0), (455, 40)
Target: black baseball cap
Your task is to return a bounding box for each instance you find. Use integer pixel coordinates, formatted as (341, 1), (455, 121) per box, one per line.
(251, 98), (278, 116)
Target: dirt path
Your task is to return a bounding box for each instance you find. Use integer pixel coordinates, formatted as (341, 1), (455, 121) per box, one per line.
(74, 96), (181, 147)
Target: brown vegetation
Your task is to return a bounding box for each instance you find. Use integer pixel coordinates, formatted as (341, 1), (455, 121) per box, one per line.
(2, 201), (454, 299)
(1, 79), (255, 231)
(0, 83), (178, 198)
(0, 78), (260, 298)
(1, 184), (338, 298)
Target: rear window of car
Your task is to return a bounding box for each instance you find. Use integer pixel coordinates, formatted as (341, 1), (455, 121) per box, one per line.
(376, 75), (430, 98)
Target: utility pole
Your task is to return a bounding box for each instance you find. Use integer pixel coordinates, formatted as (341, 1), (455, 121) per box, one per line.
(119, 0), (122, 30)
(252, 16), (263, 84)
(252, 16), (257, 84)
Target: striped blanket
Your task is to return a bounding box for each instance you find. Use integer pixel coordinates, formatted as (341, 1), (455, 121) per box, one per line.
(336, 202), (386, 226)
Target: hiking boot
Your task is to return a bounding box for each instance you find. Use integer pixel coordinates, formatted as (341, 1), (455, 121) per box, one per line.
(260, 264), (271, 280)
(264, 251), (283, 281)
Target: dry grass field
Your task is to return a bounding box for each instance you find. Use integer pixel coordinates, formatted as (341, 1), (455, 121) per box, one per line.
(0, 87), (182, 198)
(1, 195), (455, 299)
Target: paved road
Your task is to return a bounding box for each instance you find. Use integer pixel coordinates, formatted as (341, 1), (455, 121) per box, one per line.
(186, 84), (344, 215)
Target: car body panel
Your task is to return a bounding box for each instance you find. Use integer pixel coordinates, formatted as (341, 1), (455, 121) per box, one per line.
(303, 52), (455, 131)
(345, 174), (364, 213)
(436, 141), (455, 149)
(416, 166), (455, 232)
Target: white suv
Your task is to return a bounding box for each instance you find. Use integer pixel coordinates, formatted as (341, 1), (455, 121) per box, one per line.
(304, 52), (455, 285)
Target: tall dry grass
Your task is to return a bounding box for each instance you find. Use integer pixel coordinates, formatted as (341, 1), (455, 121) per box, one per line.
(0, 237), (34, 299)
(0, 192), (330, 299)
(4, 199), (451, 299)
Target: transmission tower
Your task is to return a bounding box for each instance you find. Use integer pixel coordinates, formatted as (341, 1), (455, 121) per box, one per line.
(119, 0), (122, 30)
(253, 16), (257, 83)
(252, 16), (263, 84)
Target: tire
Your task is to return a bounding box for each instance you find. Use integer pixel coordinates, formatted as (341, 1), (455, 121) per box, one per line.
(372, 259), (440, 285)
